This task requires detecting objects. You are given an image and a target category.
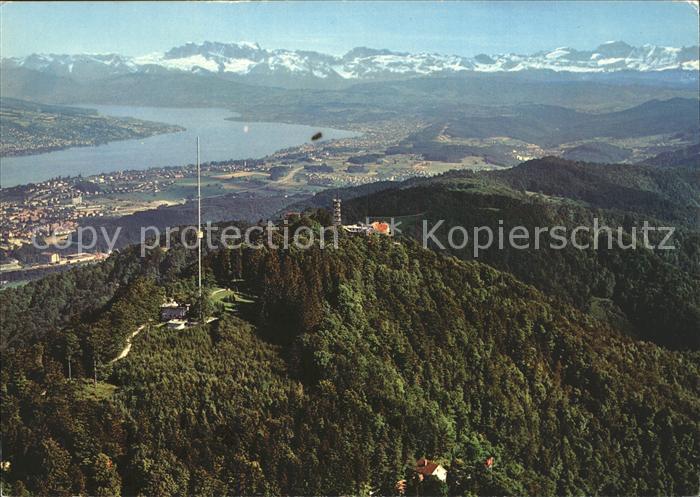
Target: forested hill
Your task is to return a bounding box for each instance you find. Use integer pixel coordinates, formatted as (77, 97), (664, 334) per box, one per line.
(289, 156), (700, 227)
(0, 97), (184, 157)
(312, 158), (700, 350)
(640, 142), (700, 168)
(491, 157), (700, 225)
(1, 229), (699, 495)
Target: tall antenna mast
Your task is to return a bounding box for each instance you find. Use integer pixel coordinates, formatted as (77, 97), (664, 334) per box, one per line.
(197, 136), (202, 298)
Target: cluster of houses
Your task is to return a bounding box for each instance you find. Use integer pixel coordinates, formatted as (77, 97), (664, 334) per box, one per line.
(333, 197), (393, 236)
(342, 220), (392, 236)
(37, 251), (104, 265)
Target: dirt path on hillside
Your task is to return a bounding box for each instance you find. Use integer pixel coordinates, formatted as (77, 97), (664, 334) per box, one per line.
(110, 324), (146, 363)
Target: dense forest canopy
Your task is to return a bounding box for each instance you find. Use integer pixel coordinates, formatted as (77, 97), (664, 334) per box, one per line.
(329, 158), (699, 349)
(1, 220), (699, 495)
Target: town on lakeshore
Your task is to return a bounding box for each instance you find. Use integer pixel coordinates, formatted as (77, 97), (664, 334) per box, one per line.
(0, 118), (501, 281)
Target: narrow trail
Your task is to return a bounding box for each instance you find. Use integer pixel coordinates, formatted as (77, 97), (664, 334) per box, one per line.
(110, 324), (146, 363)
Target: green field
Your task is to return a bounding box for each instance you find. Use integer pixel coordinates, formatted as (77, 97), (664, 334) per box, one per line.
(76, 379), (118, 402)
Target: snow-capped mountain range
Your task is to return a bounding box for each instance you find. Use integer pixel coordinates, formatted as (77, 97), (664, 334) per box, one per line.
(4, 41), (698, 83)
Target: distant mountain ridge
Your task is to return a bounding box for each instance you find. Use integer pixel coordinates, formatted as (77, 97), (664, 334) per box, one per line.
(3, 40), (698, 85)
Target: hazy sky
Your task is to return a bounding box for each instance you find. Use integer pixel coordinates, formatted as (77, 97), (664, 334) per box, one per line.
(1, 1), (699, 58)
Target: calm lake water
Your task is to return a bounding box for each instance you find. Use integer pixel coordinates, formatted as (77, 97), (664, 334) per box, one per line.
(0, 106), (356, 187)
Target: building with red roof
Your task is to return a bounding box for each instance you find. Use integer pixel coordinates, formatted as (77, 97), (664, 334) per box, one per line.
(415, 457), (447, 482)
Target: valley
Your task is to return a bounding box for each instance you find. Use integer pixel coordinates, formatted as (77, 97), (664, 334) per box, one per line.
(2, 91), (697, 263)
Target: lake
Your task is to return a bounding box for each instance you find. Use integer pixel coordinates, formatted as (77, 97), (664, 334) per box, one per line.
(0, 106), (356, 187)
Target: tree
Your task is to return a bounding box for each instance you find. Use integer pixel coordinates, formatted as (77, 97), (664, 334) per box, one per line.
(421, 475), (449, 497)
(33, 438), (72, 496)
(90, 453), (122, 497)
(65, 331), (80, 381)
(188, 293), (215, 322)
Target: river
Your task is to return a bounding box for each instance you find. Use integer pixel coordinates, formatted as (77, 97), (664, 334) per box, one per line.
(0, 106), (356, 187)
